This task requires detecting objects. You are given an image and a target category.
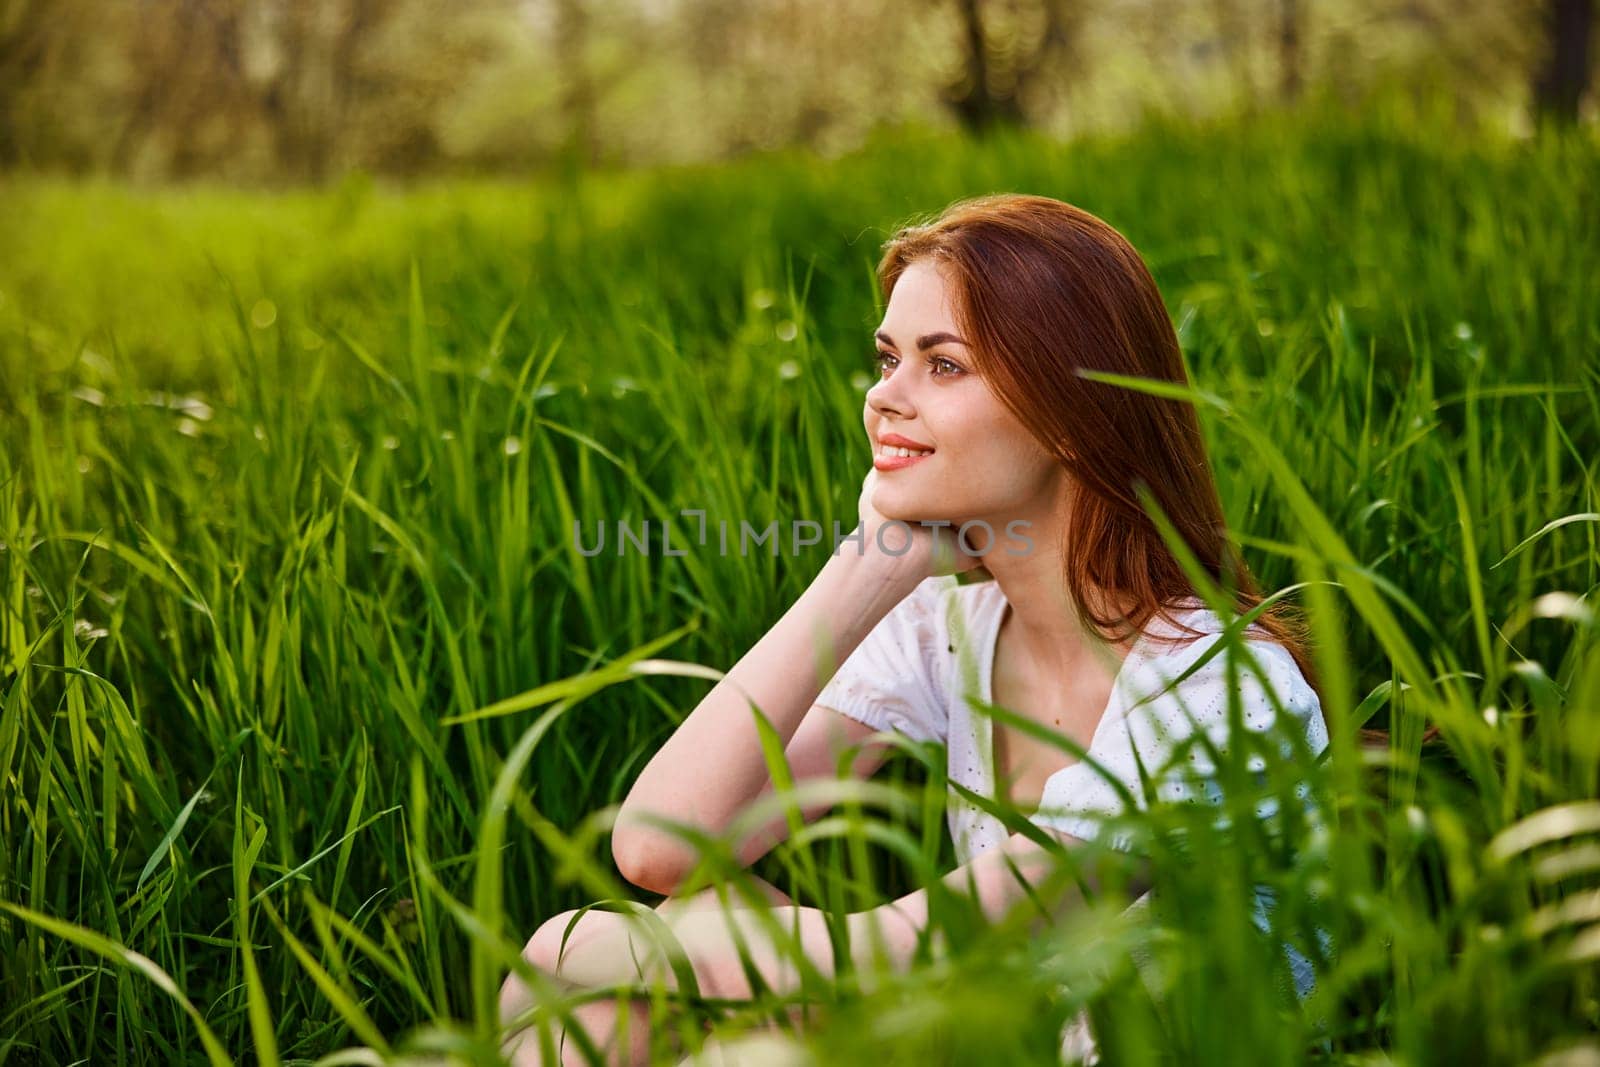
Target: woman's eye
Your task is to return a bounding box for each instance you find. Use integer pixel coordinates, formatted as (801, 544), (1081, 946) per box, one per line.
(872, 350), (963, 379)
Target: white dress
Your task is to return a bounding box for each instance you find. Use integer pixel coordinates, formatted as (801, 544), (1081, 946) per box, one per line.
(813, 574), (1334, 1063)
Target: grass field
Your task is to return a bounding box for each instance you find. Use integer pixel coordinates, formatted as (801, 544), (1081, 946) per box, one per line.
(1, 87), (1598, 1064)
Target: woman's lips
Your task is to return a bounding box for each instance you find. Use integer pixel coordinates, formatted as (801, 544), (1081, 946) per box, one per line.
(873, 450), (934, 472)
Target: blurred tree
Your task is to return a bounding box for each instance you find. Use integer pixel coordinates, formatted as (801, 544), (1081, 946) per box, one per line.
(111, 0), (252, 178)
(941, 0), (1084, 133)
(944, 0), (1019, 130)
(554, 0), (599, 165)
(1207, 0), (1260, 113)
(0, 0), (1588, 180)
(1531, 0), (1594, 122)
(351, 0), (509, 175)
(0, 0), (50, 166)
(0, 0), (115, 170)
(1278, 0), (1302, 102)
(96, 0), (509, 180)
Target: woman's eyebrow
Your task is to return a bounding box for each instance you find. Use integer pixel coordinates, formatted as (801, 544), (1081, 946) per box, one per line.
(874, 329), (970, 350)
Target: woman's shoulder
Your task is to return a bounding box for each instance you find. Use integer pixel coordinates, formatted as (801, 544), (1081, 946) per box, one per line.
(1120, 604), (1323, 736)
(895, 572), (998, 627)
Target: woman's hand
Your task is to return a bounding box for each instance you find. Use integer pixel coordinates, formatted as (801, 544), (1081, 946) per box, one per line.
(537, 903), (841, 1000)
(853, 469), (987, 582)
(538, 902), (919, 1002)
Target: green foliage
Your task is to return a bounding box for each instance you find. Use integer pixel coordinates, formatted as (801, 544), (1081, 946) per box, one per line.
(0, 90), (1597, 1064)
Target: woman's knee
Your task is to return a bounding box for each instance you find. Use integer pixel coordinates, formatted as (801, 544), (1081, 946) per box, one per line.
(524, 907), (591, 973)
(501, 881), (793, 1027)
(500, 907), (589, 1029)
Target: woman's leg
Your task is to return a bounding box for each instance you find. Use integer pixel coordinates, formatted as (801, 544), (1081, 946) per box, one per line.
(675, 1029), (815, 1067)
(499, 875), (797, 1067)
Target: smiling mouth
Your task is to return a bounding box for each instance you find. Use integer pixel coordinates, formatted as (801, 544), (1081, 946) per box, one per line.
(876, 443), (934, 459)
(873, 446), (935, 472)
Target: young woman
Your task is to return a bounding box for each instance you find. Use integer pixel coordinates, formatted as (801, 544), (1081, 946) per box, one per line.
(499, 193), (1333, 1066)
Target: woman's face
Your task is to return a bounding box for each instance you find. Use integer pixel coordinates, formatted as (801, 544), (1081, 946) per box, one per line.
(864, 258), (1067, 540)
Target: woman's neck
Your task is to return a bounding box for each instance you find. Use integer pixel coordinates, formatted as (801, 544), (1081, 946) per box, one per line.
(979, 531), (1139, 689)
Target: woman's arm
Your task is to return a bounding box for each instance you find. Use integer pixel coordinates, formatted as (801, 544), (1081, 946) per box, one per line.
(613, 468), (983, 896)
(612, 547), (921, 894)
(550, 829), (1154, 1001)
(862, 827), (1156, 972)
(741, 826), (1154, 990)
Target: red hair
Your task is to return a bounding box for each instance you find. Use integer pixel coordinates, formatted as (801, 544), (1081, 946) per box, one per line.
(876, 193), (1328, 707)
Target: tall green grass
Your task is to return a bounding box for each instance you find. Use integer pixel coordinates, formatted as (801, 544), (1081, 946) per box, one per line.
(1, 87), (1597, 1064)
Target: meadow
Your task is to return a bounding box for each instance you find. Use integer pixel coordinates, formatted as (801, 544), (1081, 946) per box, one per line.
(1, 87), (1598, 1064)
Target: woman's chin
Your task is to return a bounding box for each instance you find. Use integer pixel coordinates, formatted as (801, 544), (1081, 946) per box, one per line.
(876, 501), (957, 528)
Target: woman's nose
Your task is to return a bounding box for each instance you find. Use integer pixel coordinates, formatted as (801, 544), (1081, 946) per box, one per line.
(866, 376), (913, 419)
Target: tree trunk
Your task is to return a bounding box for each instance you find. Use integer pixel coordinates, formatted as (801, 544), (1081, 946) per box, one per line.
(943, 0), (1024, 133)
(1532, 0), (1595, 124)
(1278, 0), (1301, 103)
(555, 0), (598, 165)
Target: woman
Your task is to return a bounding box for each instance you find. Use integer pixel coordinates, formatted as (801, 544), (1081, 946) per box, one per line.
(498, 193), (1333, 1065)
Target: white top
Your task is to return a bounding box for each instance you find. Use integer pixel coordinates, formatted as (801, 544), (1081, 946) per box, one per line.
(814, 573), (1333, 1000)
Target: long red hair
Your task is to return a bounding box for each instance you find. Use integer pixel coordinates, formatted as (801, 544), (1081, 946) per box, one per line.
(876, 193), (1326, 705)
